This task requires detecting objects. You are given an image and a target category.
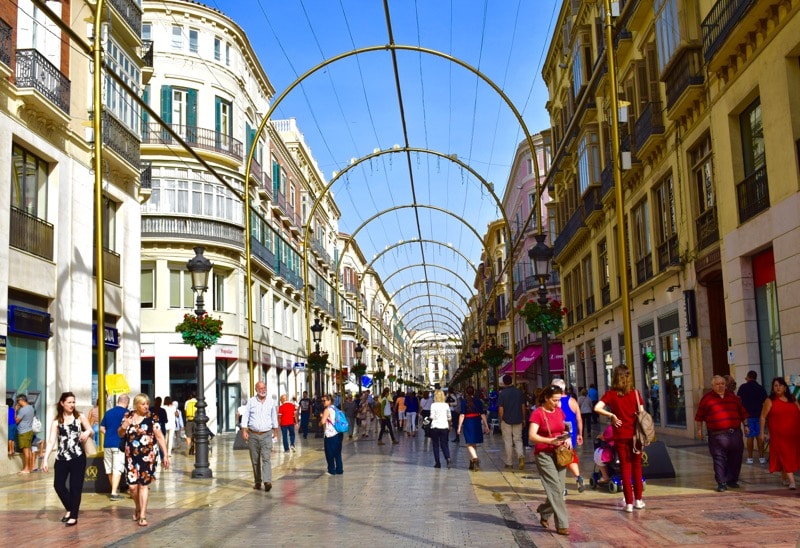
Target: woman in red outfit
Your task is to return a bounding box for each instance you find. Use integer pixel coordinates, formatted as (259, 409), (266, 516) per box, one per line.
(759, 377), (800, 489)
(594, 365), (645, 513)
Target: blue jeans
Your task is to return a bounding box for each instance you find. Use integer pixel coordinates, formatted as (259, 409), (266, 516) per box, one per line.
(300, 412), (310, 438)
(281, 425), (295, 451)
(324, 433), (343, 474)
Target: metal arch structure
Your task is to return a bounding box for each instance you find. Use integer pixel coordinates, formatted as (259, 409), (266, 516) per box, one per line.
(239, 42), (544, 392)
(394, 293), (470, 321)
(397, 304), (465, 329)
(401, 312), (463, 335)
(388, 280), (472, 311)
(371, 263), (474, 303)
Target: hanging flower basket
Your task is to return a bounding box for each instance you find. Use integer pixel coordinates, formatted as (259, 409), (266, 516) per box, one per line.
(387, 374), (397, 383)
(176, 313), (223, 350)
(351, 363), (367, 378)
(467, 357), (487, 374)
(373, 370), (386, 382)
(518, 299), (567, 335)
(307, 351), (329, 372)
(482, 344), (510, 368)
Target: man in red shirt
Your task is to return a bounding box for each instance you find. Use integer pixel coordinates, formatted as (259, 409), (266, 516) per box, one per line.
(695, 375), (749, 492)
(278, 395), (297, 453)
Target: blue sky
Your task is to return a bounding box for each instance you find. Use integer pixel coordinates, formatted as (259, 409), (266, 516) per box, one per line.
(209, 0), (559, 333)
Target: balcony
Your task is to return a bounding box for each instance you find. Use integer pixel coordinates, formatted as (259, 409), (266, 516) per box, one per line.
(583, 186), (603, 225)
(663, 46), (704, 115)
(341, 280), (359, 295)
(736, 165), (769, 224)
(15, 49), (71, 116)
(601, 284), (611, 307)
(102, 110), (140, 168)
(633, 101), (665, 156)
(271, 192), (299, 227)
(702, 0), (756, 63)
(343, 321), (357, 334)
(0, 18), (10, 69)
(10, 206), (54, 261)
(142, 122), (243, 162)
(695, 206), (719, 251)
(142, 215), (244, 249)
(310, 237), (331, 265)
(93, 248), (121, 285)
(250, 235), (275, 270)
(635, 254), (654, 285)
(141, 40), (153, 85)
(553, 207), (587, 260)
(585, 295), (596, 316)
(601, 165), (614, 200)
(108, 0), (142, 35)
(657, 234), (680, 272)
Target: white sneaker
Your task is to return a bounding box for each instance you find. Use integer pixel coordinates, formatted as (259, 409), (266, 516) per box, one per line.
(759, 457), (767, 465)
(624, 504), (633, 513)
(634, 500), (645, 509)
(745, 458), (754, 465)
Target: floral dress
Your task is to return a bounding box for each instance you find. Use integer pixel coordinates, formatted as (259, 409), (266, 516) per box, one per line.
(121, 412), (161, 485)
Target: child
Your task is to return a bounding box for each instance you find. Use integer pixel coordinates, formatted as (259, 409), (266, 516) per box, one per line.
(593, 424), (615, 483)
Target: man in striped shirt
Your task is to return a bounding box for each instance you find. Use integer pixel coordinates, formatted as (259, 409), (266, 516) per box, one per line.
(695, 375), (749, 492)
(242, 381), (280, 492)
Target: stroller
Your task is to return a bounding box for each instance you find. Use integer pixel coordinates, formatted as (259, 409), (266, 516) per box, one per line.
(589, 427), (646, 493)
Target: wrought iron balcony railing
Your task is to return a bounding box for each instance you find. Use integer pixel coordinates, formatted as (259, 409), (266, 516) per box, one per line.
(664, 46), (704, 110)
(10, 206), (54, 261)
(657, 234), (680, 272)
(635, 254), (654, 285)
(109, 0), (142, 35)
(736, 165), (769, 223)
(15, 49), (70, 115)
(633, 101), (665, 152)
(142, 215), (243, 249)
(695, 206), (719, 251)
(140, 162), (152, 189)
(142, 122), (243, 161)
(702, 0), (756, 62)
(0, 18), (10, 67)
(102, 110), (140, 167)
(142, 40), (153, 68)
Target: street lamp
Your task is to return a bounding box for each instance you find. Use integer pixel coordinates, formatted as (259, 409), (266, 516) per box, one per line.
(186, 246), (213, 479)
(529, 232), (554, 387)
(310, 318), (325, 397)
(376, 354), (384, 392)
(384, 357), (391, 390)
(355, 342), (364, 395)
(486, 310), (500, 388)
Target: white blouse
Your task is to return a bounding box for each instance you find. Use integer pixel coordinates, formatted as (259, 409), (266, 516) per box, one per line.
(429, 402), (451, 429)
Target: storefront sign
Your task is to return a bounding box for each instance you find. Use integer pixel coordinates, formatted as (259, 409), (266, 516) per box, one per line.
(683, 290), (697, 338)
(8, 306), (51, 339)
(0, 334), (6, 354)
(216, 345), (237, 359)
(92, 324), (120, 350)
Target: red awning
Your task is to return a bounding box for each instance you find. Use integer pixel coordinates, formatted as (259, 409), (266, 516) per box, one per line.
(548, 342), (564, 373)
(501, 345), (542, 375)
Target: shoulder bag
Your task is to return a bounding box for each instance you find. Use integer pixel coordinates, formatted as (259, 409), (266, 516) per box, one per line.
(543, 409), (574, 467)
(633, 390), (656, 453)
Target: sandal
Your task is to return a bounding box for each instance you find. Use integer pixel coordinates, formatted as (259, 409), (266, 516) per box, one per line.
(138, 518), (148, 527)
(132, 513), (139, 521)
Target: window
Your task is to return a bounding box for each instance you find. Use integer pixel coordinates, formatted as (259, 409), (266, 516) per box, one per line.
(171, 25), (182, 50)
(214, 37), (221, 61)
(527, 193), (539, 231)
(144, 175), (240, 223)
(655, 0), (680, 74)
(17, 0), (62, 67)
(659, 312), (685, 426)
(582, 255), (594, 315)
(169, 269), (194, 308)
(105, 40), (141, 132)
(654, 175), (678, 270)
(141, 268), (155, 308)
(215, 97), (232, 149)
(597, 239), (610, 304)
(754, 249), (783, 380)
(142, 23), (151, 41)
(11, 144), (48, 218)
(225, 43), (231, 66)
(289, 182), (296, 208)
(172, 88), (189, 129)
(102, 197), (117, 251)
(741, 98), (765, 175)
(272, 297), (282, 333)
(526, 157), (533, 174)
(632, 200), (652, 284)
(577, 130), (601, 194)
(212, 272), (225, 312)
(189, 29), (198, 53)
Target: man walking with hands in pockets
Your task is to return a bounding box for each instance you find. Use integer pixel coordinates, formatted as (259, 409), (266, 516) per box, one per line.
(241, 382), (280, 492)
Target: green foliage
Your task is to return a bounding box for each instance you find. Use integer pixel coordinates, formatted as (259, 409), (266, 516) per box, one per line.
(307, 351), (329, 372)
(373, 370), (386, 381)
(518, 299), (567, 335)
(482, 344), (510, 367)
(351, 363), (367, 377)
(175, 313), (223, 350)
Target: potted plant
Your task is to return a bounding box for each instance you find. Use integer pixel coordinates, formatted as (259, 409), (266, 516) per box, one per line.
(307, 350), (329, 372)
(373, 370), (386, 382)
(518, 299), (567, 335)
(387, 374), (397, 384)
(351, 362), (367, 378)
(482, 343), (510, 368)
(175, 313), (223, 350)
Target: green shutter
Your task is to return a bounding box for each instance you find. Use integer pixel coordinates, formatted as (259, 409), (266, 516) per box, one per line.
(142, 85), (150, 139)
(186, 88), (198, 143)
(272, 161), (280, 194)
(160, 85), (172, 142)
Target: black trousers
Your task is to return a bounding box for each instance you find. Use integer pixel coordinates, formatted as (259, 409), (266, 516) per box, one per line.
(54, 454), (86, 519)
(378, 417), (396, 441)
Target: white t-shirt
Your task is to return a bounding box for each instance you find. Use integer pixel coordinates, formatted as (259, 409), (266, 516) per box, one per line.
(165, 404), (176, 430)
(430, 402), (451, 429)
(324, 406), (338, 438)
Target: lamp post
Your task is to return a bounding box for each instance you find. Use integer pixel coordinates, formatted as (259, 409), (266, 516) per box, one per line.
(385, 357), (391, 390)
(310, 318), (324, 398)
(486, 310), (499, 388)
(376, 354), (384, 392)
(186, 246), (213, 479)
(529, 233), (554, 388)
(471, 339), (481, 389)
(355, 342), (364, 395)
